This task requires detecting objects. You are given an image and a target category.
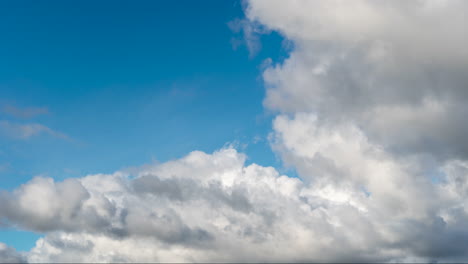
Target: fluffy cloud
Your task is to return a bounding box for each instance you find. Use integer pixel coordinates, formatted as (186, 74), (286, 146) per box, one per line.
(0, 147), (467, 262)
(247, 0), (468, 160)
(246, 0), (468, 261)
(1, 149), (307, 262)
(272, 113), (468, 260)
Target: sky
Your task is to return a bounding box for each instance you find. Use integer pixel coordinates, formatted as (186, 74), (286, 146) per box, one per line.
(1, 0), (468, 263)
(0, 0), (289, 251)
(0, 0), (289, 187)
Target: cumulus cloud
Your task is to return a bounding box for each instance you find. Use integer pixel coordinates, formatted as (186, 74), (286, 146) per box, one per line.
(1, 149), (309, 262)
(247, 0), (468, 160)
(246, 0), (468, 261)
(0, 147), (467, 262)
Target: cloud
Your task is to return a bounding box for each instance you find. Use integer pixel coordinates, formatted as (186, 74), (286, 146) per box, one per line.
(2, 105), (49, 119)
(244, 0), (468, 261)
(228, 18), (269, 58)
(0, 121), (68, 140)
(0, 242), (25, 263)
(0, 147), (467, 262)
(246, 0), (468, 161)
(0, 148), (382, 262)
(1, 149), (310, 262)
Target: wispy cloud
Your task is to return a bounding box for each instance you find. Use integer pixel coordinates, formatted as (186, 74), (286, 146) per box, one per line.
(2, 105), (49, 119)
(228, 18), (268, 58)
(0, 120), (68, 140)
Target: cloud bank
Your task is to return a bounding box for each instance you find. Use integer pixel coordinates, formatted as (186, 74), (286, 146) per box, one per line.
(1, 146), (467, 262)
(1, 0), (468, 262)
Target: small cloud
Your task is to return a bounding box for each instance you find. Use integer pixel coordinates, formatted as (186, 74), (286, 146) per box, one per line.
(223, 140), (248, 151)
(2, 105), (49, 119)
(228, 18), (269, 58)
(252, 135), (263, 144)
(0, 120), (68, 140)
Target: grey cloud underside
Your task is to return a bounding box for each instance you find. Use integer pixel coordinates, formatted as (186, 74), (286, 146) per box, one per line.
(0, 243), (25, 263)
(133, 175), (253, 213)
(0, 177), (214, 247)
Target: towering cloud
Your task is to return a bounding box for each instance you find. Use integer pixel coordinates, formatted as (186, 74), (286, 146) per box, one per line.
(247, 0), (468, 160)
(248, 0), (468, 261)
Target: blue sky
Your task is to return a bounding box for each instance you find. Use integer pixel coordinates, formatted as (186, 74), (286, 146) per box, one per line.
(0, 0), (288, 251)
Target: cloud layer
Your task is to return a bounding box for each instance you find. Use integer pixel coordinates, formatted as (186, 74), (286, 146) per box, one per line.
(1, 0), (468, 262)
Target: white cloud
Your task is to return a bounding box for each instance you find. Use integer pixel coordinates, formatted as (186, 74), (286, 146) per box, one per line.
(2, 149), (330, 262)
(247, 0), (468, 161)
(246, 0), (468, 261)
(0, 147), (467, 262)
